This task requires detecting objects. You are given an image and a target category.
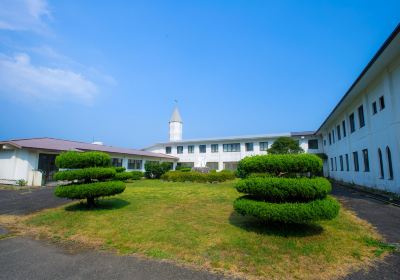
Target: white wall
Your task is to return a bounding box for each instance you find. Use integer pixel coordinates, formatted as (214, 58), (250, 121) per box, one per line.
(0, 149), (38, 184)
(320, 57), (400, 193)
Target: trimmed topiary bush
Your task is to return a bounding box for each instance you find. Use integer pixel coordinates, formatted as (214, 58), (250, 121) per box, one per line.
(237, 154), (323, 178)
(114, 167), (126, 173)
(114, 172), (133, 181)
(161, 170), (235, 183)
(54, 151), (126, 207)
(131, 171), (144, 180)
(234, 154), (339, 224)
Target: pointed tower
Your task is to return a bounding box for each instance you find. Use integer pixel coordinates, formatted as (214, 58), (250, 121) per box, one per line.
(169, 107), (183, 141)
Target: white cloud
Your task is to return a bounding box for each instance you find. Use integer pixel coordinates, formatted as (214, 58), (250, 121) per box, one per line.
(0, 53), (98, 104)
(0, 0), (51, 33)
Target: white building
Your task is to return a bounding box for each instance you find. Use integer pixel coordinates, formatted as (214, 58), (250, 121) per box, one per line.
(316, 24), (400, 194)
(0, 138), (177, 186)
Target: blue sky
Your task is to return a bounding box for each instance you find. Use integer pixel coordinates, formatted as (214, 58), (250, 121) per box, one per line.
(0, 1), (399, 148)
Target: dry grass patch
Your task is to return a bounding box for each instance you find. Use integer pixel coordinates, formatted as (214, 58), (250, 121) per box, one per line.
(7, 180), (391, 279)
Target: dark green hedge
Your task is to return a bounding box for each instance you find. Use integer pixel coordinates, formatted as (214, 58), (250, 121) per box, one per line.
(54, 167), (116, 181)
(55, 181), (126, 200)
(114, 172), (133, 181)
(114, 167), (126, 173)
(235, 177), (331, 202)
(131, 171), (144, 180)
(161, 170), (236, 183)
(233, 196), (340, 223)
(56, 151), (111, 169)
(237, 154), (323, 178)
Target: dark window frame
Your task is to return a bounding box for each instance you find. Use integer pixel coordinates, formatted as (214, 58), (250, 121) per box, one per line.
(372, 101), (377, 115)
(358, 105), (365, 128)
(199, 145), (207, 153)
(342, 120), (346, 137)
(223, 143), (241, 152)
(378, 148), (384, 179)
(353, 151), (359, 172)
(362, 149), (370, 172)
(340, 155), (344, 171)
(211, 144), (219, 153)
(245, 142), (254, 152)
(379, 96), (385, 110)
(259, 142), (268, 151)
(349, 113), (355, 133)
(308, 139), (319, 150)
(188, 145), (194, 154)
(165, 146), (172, 154)
(177, 146), (183, 154)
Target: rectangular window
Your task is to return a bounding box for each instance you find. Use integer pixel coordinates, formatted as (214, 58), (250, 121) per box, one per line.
(111, 158), (123, 167)
(342, 120), (346, 137)
(339, 155), (344, 171)
(199, 145), (206, 153)
(362, 149), (370, 172)
(245, 142), (254, 151)
(328, 133), (332, 145)
(353, 151), (359, 172)
(223, 143), (240, 152)
(379, 96), (385, 110)
(223, 162), (238, 170)
(337, 125), (341, 141)
(188, 145), (194, 154)
(358, 105), (365, 128)
(177, 146), (183, 154)
(259, 142), (268, 151)
(177, 162), (194, 168)
(211, 144), (218, 153)
(165, 146), (172, 154)
(332, 129), (335, 143)
(308, 139), (319, 149)
(372, 102), (377, 114)
(324, 139), (326, 146)
(128, 159), (142, 170)
(330, 158), (334, 171)
(206, 162), (219, 170)
(334, 157), (337, 171)
(345, 154), (349, 171)
(349, 113), (355, 133)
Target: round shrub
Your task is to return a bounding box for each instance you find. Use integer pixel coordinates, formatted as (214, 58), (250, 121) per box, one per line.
(131, 171), (144, 180)
(114, 167), (126, 173)
(54, 167), (116, 181)
(237, 154), (323, 178)
(114, 172), (133, 181)
(56, 151), (111, 169)
(235, 177), (331, 202)
(233, 196), (340, 223)
(55, 181), (125, 202)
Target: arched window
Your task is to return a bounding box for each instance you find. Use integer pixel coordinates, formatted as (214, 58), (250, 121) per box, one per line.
(386, 146), (394, 180)
(378, 148), (384, 178)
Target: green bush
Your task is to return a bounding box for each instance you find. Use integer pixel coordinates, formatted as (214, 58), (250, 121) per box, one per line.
(144, 161), (172, 179)
(55, 181), (125, 201)
(233, 196), (340, 224)
(114, 167), (126, 173)
(54, 167), (116, 181)
(235, 177), (331, 202)
(114, 172), (133, 181)
(56, 151), (111, 169)
(131, 171), (143, 180)
(161, 170), (235, 183)
(179, 167), (192, 172)
(267, 137), (304, 154)
(237, 154), (322, 178)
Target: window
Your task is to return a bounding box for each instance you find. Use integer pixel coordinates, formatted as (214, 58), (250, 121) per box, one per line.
(330, 158), (334, 171)
(223, 143), (240, 152)
(386, 147), (393, 180)
(378, 149), (384, 178)
(340, 155), (344, 171)
(345, 154), (349, 171)
(211, 144), (218, 153)
(337, 125), (341, 140)
(324, 139), (326, 146)
(353, 151), (359, 172)
(166, 146), (172, 154)
(328, 133), (332, 145)
(259, 142), (268, 151)
(379, 96), (385, 110)
(177, 146), (183, 154)
(342, 120), (346, 137)
(308, 139), (319, 149)
(177, 162), (194, 168)
(206, 162), (219, 170)
(332, 129), (335, 143)
(223, 162), (238, 170)
(349, 113), (355, 133)
(111, 158), (123, 167)
(358, 105), (365, 128)
(128, 159), (142, 170)
(362, 149), (370, 172)
(245, 142), (254, 152)
(334, 157), (337, 171)
(188, 145), (194, 154)
(199, 145), (206, 153)
(372, 102), (377, 115)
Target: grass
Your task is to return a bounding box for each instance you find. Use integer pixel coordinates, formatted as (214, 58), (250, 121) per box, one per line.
(12, 180), (388, 279)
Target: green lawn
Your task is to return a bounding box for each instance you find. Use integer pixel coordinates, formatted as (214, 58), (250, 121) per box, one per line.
(24, 180), (385, 279)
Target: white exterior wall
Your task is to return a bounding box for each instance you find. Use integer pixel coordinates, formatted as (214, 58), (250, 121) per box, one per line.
(146, 135), (322, 171)
(0, 149), (38, 185)
(108, 153), (176, 172)
(320, 57), (400, 193)
(169, 122), (183, 142)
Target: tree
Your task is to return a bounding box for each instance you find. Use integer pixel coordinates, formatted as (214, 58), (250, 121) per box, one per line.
(54, 151), (125, 207)
(267, 137), (304, 154)
(144, 161), (172, 179)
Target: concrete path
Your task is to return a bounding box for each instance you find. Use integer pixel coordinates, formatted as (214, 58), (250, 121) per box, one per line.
(331, 183), (400, 280)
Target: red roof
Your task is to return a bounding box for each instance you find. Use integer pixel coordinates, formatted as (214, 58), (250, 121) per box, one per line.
(0, 137), (177, 160)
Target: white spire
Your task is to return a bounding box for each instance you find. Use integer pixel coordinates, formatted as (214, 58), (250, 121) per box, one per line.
(169, 107), (183, 123)
(169, 106), (183, 141)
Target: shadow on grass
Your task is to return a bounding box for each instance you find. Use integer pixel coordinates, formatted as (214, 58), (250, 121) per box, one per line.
(229, 211), (324, 237)
(65, 198), (130, 211)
